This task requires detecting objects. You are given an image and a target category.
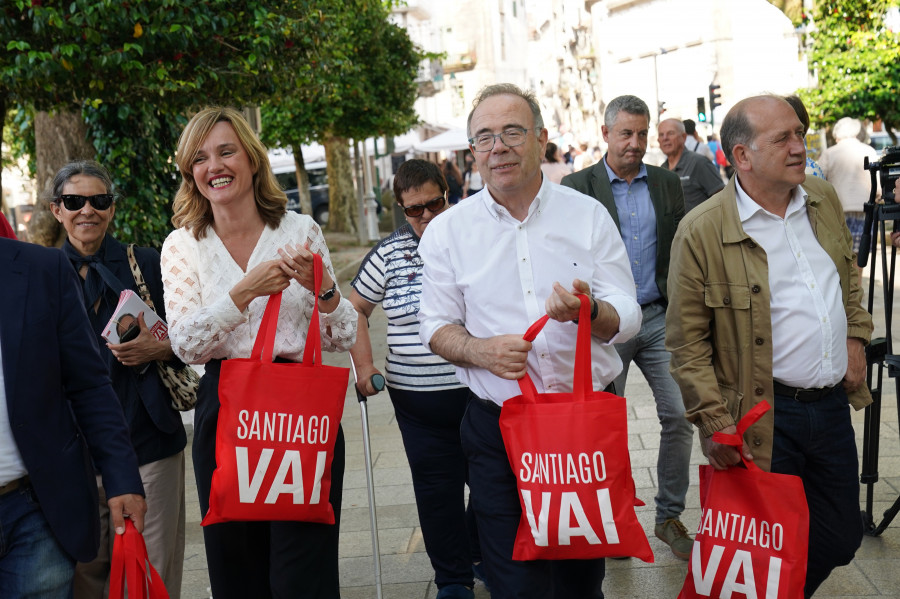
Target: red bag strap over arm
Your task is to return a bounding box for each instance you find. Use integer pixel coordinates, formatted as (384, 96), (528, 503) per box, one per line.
(516, 295), (592, 403)
(710, 400), (771, 472)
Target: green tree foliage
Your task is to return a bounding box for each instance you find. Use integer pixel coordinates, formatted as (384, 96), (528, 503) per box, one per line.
(800, 0), (900, 138)
(260, 0), (426, 233)
(2, 0), (420, 245)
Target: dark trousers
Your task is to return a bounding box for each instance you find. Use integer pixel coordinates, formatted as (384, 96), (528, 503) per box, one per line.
(770, 386), (863, 598)
(460, 397), (605, 599)
(194, 360), (344, 599)
(389, 385), (477, 588)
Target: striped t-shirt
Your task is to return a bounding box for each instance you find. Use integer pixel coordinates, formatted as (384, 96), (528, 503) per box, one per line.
(352, 224), (462, 391)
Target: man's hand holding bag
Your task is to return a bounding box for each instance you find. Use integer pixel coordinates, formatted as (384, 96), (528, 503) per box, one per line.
(499, 295), (654, 562)
(678, 401), (810, 599)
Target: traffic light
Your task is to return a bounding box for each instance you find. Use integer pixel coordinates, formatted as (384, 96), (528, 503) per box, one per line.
(697, 97), (707, 123)
(708, 84), (722, 123)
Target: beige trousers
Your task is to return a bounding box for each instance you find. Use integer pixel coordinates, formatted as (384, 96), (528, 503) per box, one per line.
(74, 451), (186, 599)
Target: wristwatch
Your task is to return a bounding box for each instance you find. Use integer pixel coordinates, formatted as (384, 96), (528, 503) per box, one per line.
(318, 282), (337, 302)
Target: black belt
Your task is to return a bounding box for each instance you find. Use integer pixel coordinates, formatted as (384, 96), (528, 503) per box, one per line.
(0, 476), (29, 496)
(773, 381), (838, 403)
(641, 298), (664, 310)
(470, 392), (502, 415)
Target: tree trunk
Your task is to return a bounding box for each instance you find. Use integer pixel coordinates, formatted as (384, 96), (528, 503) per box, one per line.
(291, 144), (313, 218)
(323, 134), (356, 235)
(28, 109), (95, 246)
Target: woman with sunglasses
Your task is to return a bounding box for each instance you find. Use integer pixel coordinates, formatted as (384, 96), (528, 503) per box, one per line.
(162, 107), (356, 599)
(349, 159), (482, 599)
(49, 160), (188, 598)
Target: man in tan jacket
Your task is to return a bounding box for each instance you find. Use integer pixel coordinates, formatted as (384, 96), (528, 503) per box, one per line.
(666, 95), (872, 598)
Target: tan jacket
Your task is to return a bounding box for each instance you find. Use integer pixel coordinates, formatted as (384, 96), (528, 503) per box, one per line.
(665, 176), (873, 472)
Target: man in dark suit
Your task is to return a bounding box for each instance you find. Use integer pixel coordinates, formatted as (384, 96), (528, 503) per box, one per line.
(561, 95), (694, 560)
(0, 237), (145, 597)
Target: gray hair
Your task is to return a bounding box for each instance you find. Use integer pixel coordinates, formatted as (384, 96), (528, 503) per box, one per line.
(50, 160), (116, 201)
(467, 83), (544, 137)
(833, 117), (862, 141)
(604, 95), (651, 129)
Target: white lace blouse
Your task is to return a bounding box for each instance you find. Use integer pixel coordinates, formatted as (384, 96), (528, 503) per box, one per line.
(161, 212), (357, 364)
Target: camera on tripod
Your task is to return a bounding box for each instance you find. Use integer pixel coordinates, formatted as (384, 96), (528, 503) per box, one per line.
(859, 144), (900, 536)
(866, 145), (900, 203)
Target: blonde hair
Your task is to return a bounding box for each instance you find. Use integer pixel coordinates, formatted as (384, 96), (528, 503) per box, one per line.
(172, 106), (287, 239)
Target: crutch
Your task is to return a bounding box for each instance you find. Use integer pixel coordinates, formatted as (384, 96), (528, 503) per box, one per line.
(349, 355), (385, 599)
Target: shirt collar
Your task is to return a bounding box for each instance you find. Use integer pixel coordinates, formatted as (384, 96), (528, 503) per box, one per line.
(603, 157), (647, 184)
(735, 176), (808, 223)
(479, 175), (549, 222)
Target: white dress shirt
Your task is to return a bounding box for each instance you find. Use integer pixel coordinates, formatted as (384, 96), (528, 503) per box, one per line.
(161, 212), (357, 364)
(0, 335), (27, 484)
(735, 179), (847, 388)
(418, 178), (641, 405)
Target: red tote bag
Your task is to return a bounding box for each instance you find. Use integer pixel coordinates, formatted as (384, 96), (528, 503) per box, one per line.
(203, 254), (350, 526)
(109, 520), (169, 599)
(499, 296), (654, 562)
(679, 401), (809, 599)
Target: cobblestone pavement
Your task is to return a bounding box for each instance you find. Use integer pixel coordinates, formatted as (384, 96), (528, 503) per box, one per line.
(178, 232), (900, 598)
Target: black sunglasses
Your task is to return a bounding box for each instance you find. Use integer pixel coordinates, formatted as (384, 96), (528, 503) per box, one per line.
(56, 194), (115, 211)
(402, 196), (445, 218)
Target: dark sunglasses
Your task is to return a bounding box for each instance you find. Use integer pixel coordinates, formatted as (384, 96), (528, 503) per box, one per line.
(402, 196), (445, 218)
(56, 194), (115, 211)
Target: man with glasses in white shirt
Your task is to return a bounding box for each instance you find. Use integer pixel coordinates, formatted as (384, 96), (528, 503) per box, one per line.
(418, 83), (641, 599)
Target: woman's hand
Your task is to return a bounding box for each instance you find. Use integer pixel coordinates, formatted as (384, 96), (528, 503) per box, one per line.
(230, 260), (291, 312)
(354, 362), (385, 397)
(277, 243), (335, 295)
(107, 312), (174, 366)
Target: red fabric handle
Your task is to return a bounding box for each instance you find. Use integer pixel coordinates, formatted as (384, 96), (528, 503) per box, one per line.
(250, 292), (282, 362)
(249, 253), (325, 365)
(711, 400), (771, 472)
(516, 295), (593, 403)
(302, 253), (323, 366)
(110, 520), (169, 599)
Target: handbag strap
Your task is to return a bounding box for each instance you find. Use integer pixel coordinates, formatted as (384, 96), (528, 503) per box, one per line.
(126, 244), (156, 311)
(515, 294), (592, 403)
(710, 400), (771, 472)
(250, 253), (324, 364)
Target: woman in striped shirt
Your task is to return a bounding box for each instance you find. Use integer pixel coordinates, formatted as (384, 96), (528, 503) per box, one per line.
(349, 159), (480, 599)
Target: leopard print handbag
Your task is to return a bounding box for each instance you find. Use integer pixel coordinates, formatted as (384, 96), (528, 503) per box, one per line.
(127, 245), (199, 411)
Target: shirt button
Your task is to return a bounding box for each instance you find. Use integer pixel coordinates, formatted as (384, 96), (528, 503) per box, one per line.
(755, 337), (764, 345)
(723, 297), (731, 305)
(754, 387), (764, 395)
(753, 438), (763, 447)
(748, 242), (757, 249)
(751, 285), (761, 293)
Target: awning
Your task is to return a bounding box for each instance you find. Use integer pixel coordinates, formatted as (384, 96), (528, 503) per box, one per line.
(413, 127), (470, 153)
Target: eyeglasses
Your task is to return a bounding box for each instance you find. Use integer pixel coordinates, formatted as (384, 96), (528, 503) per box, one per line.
(402, 196), (445, 217)
(55, 194), (115, 211)
(468, 127), (533, 152)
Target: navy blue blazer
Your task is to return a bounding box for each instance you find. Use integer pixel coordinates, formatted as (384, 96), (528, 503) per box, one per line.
(0, 238), (143, 562)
